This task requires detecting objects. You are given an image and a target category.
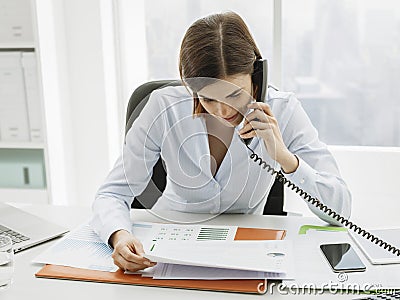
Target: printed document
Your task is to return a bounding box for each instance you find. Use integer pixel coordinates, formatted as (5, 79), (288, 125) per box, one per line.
(131, 262), (294, 280)
(33, 223), (117, 272)
(33, 222), (237, 272)
(144, 240), (293, 273)
(33, 222), (294, 279)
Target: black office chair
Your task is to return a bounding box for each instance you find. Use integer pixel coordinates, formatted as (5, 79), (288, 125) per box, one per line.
(125, 80), (286, 216)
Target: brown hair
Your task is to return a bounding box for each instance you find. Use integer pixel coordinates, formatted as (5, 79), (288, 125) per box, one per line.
(179, 12), (262, 115)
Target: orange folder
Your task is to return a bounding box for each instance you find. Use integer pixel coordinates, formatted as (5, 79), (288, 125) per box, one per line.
(36, 227), (286, 294)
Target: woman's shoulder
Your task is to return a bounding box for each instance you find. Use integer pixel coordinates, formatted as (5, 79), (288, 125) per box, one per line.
(151, 85), (191, 100)
(150, 85), (191, 103)
(149, 85), (193, 116)
(266, 87), (301, 123)
(266, 86), (300, 106)
(266, 87), (297, 105)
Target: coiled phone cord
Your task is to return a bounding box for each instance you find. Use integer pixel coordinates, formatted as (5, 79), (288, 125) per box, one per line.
(245, 145), (400, 256)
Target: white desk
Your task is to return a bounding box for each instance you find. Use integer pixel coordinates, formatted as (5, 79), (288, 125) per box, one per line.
(0, 205), (378, 299)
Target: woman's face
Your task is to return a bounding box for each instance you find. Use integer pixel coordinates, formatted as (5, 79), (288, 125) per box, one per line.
(197, 74), (253, 127)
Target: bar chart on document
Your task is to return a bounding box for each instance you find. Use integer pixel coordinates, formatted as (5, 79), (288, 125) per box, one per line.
(131, 222), (237, 244)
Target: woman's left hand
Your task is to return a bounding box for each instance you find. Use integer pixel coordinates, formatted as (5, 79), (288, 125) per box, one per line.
(238, 102), (299, 173)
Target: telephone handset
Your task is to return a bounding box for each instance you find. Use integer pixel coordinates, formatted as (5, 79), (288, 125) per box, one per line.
(242, 59), (400, 257)
(252, 58), (268, 103)
(241, 59), (268, 146)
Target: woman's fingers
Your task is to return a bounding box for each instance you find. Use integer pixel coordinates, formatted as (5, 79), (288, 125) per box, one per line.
(239, 116), (273, 136)
(111, 232), (156, 272)
(133, 239), (145, 255)
(113, 247), (156, 272)
(119, 246), (148, 264)
(242, 103), (273, 127)
(247, 102), (273, 116)
(239, 121), (270, 138)
(243, 109), (268, 124)
(113, 252), (153, 272)
(240, 102), (278, 138)
(242, 102), (290, 165)
(127, 237), (145, 256)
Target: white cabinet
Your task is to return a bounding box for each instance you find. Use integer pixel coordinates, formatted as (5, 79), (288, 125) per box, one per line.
(0, 0), (124, 206)
(0, 0), (34, 48)
(0, 0), (50, 204)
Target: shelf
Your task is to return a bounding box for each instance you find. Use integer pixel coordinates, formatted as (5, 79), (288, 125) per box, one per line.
(0, 0), (50, 205)
(0, 142), (45, 149)
(0, 188), (48, 204)
(0, 43), (35, 49)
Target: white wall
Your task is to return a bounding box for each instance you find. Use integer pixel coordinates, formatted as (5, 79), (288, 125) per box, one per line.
(35, 0), (76, 206)
(114, 0), (148, 121)
(35, 0), (121, 206)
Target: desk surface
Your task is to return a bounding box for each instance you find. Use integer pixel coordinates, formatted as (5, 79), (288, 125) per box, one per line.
(1, 205), (362, 299)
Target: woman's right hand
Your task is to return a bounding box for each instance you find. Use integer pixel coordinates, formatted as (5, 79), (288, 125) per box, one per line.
(110, 229), (156, 272)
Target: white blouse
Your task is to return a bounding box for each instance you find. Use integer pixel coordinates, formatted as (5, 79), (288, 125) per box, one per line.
(91, 86), (352, 244)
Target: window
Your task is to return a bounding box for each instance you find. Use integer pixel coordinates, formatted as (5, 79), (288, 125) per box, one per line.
(143, 0), (273, 79)
(116, 0), (272, 106)
(116, 0), (400, 147)
(282, 0), (400, 146)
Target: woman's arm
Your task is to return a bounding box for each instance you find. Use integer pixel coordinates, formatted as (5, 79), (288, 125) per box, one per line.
(239, 91), (351, 225)
(91, 90), (165, 271)
(280, 94), (352, 225)
(91, 89), (165, 244)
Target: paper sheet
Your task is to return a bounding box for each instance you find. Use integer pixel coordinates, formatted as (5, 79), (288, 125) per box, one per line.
(144, 240), (293, 274)
(126, 263), (294, 280)
(349, 228), (400, 264)
(151, 263), (294, 280)
(33, 223), (117, 272)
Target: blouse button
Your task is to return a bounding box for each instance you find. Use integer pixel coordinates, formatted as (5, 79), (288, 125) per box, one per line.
(300, 178), (305, 184)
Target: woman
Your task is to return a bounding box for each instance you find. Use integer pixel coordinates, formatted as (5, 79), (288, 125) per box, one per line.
(91, 12), (351, 272)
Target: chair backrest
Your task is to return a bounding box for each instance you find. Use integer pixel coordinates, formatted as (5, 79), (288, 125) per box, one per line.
(125, 80), (285, 215)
